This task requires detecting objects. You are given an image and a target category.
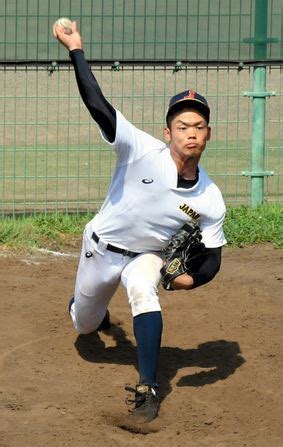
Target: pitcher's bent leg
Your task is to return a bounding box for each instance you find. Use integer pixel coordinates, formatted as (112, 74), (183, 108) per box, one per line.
(71, 232), (122, 334)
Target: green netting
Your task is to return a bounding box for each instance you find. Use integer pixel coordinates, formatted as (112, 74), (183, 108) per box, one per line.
(0, 0), (282, 216)
(0, 0), (282, 62)
(0, 64), (282, 216)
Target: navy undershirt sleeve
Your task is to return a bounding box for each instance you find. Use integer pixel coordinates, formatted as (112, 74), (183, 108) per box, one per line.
(189, 247), (222, 288)
(188, 247), (222, 289)
(69, 49), (116, 142)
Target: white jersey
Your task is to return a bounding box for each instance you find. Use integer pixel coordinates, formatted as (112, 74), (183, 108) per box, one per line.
(89, 110), (227, 252)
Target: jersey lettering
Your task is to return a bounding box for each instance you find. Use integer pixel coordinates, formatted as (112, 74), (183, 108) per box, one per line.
(179, 203), (200, 220)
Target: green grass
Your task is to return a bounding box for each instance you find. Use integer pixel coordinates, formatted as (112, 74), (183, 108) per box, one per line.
(0, 204), (281, 252)
(224, 204), (282, 248)
(0, 213), (91, 252)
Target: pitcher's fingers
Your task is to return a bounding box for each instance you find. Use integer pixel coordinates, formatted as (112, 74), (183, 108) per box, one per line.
(52, 23), (65, 38)
(71, 20), (78, 33)
(52, 23), (58, 38)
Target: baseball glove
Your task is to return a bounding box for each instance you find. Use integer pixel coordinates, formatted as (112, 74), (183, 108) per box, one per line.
(160, 221), (205, 290)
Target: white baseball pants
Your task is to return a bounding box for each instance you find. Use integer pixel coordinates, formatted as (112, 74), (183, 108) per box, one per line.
(70, 224), (163, 334)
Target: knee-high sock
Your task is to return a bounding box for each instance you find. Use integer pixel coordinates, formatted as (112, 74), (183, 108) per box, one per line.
(133, 311), (163, 387)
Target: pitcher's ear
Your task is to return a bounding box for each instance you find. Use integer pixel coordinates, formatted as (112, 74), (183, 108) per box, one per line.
(206, 126), (211, 141)
(164, 127), (171, 143)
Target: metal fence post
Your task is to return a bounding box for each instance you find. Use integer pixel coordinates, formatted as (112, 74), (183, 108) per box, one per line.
(251, 69), (266, 206)
(252, 0), (268, 206)
(243, 0), (276, 206)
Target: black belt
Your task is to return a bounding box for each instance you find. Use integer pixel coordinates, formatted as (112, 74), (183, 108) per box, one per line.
(92, 232), (139, 258)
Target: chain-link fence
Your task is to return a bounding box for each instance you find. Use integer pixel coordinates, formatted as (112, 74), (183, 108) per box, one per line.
(0, 0), (282, 216)
(1, 0), (281, 62)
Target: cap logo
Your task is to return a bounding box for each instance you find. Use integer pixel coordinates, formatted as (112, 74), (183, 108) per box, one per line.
(166, 89), (210, 124)
(184, 90), (195, 99)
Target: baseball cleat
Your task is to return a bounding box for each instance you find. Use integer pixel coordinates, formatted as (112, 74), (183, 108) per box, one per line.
(97, 309), (111, 331)
(125, 384), (160, 423)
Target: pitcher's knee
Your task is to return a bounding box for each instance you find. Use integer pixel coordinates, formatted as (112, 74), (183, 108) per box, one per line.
(127, 281), (161, 317)
(70, 307), (104, 334)
(72, 316), (97, 334)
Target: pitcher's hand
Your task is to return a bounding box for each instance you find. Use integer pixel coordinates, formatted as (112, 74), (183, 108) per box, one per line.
(52, 20), (83, 52)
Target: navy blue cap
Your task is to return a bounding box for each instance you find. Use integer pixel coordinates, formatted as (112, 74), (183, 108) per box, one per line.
(166, 89), (210, 124)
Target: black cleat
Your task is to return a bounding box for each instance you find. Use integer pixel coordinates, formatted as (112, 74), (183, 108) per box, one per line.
(68, 297), (111, 331)
(125, 384), (160, 423)
(97, 310), (111, 331)
(68, 296), (75, 314)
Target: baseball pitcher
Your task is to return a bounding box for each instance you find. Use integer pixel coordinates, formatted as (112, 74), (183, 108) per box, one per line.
(53, 20), (226, 424)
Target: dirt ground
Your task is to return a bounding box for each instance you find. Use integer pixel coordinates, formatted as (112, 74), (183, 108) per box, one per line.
(0, 244), (282, 447)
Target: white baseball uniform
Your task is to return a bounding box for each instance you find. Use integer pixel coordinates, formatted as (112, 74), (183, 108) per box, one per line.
(70, 110), (226, 334)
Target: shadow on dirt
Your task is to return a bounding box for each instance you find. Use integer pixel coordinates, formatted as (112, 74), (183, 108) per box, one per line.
(74, 322), (245, 402)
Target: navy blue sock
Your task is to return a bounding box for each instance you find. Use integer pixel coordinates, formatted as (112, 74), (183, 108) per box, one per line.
(133, 311), (163, 387)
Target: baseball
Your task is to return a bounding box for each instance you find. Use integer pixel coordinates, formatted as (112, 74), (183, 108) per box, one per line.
(54, 17), (73, 35)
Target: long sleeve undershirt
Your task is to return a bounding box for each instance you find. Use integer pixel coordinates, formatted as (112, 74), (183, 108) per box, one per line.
(70, 49), (116, 142)
(189, 247), (222, 288)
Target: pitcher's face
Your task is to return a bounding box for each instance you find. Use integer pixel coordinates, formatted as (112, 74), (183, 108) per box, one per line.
(165, 109), (211, 161)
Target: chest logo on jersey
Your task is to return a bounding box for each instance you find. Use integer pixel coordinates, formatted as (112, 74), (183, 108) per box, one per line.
(179, 203), (200, 219)
(142, 178), (154, 184)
